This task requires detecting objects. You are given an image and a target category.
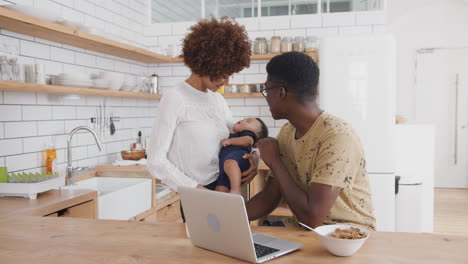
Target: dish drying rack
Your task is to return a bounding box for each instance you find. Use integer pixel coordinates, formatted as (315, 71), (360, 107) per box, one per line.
(0, 172), (65, 199)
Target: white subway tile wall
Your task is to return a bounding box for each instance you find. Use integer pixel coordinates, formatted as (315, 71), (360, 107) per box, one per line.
(0, 123), (4, 139)
(5, 121), (37, 138)
(0, 1), (385, 175)
(0, 138), (23, 156)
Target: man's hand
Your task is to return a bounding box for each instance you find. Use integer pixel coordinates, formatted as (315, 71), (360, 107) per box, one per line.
(256, 137), (281, 168)
(240, 151), (260, 185)
(221, 138), (230, 147)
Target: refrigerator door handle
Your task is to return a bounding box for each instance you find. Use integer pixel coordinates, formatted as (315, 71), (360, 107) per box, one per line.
(395, 175), (401, 195)
(454, 73), (459, 165)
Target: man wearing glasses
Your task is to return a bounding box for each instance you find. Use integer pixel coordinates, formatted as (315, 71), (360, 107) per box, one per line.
(246, 52), (376, 230)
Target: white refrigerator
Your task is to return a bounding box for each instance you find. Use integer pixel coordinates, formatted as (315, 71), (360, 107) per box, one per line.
(319, 35), (396, 231)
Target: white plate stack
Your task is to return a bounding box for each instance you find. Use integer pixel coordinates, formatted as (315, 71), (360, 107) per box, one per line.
(51, 72), (93, 87)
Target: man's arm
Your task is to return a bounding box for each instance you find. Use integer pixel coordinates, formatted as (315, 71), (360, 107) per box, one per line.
(246, 175), (282, 221)
(256, 137), (341, 228)
(221, 136), (254, 147)
(269, 161), (340, 228)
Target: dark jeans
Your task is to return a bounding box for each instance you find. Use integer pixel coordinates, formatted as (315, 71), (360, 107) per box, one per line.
(179, 180), (217, 223)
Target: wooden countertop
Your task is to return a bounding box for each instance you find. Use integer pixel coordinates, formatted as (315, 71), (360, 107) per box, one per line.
(0, 189), (97, 219)
(95, 163), (271, 172)
(95, 164), (148, 173)
(1, 216), (467, 263)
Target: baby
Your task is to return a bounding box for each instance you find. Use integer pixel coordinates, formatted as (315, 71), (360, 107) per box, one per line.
(215, 117), (269, 195)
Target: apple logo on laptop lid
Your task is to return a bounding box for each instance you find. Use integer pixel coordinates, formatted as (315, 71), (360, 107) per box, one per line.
(207, 213), (221, 232)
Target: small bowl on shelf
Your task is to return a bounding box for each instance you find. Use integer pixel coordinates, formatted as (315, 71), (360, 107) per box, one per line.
(121, 150), (146, 160)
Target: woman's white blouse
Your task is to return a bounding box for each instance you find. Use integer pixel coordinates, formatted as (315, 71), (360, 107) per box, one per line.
(147, 82), (233, 191)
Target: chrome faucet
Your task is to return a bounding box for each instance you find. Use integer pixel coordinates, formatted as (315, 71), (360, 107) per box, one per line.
(66, 126), (103, 185)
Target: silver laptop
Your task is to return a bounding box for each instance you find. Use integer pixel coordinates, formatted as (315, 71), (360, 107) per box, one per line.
(179, 187), (302, 263)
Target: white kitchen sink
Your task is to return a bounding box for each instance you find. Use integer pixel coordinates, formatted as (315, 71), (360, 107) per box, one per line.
(60, 177), (152, 220)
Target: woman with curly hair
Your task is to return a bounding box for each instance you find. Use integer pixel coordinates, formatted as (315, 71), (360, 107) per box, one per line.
(147, 17), (257, 194)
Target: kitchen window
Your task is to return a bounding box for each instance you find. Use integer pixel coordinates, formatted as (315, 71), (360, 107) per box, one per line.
(151, 0), (385, 23)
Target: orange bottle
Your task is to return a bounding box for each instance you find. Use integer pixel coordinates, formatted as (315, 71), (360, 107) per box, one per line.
(45, 148), (57, 174)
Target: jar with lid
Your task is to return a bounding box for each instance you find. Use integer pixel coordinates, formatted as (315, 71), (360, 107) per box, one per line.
(305, 36), (319, 52)
(254, 37), (268, 54)
(281, 37), (292, 53)
(293, 36), (305, 52)
(270, 36), (281, 54)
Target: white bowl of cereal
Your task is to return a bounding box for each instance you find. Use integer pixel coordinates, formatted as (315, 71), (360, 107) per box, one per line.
(300, 223), (370, 257)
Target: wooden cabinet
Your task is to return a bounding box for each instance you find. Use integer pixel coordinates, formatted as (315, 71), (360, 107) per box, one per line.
(152, 186), (183, 223)
(129, 190), (182, 223)
(129, 208), (158, 222)
(0, 189), (97, 220)
(43, 200), (97, 219)
(156, 196), (182, 223)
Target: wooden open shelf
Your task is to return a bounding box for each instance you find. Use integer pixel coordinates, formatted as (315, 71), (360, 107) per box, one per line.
(0, 81), (265, 99)
(171, 51), (318, 63)
(0, 81), (162, 99)
(0, 7), (173, 64)
(224, 92), (263, 98)
(0, 7), (318, 65)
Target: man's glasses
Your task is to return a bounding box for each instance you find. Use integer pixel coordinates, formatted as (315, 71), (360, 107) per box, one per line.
(260, 86), (282, 97)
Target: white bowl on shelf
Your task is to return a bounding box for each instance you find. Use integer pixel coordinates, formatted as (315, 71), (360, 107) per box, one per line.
(121, 76), (137, 91)
(57, 72), (91, 81)
(108, 79), (124, 91)
(92, 78), (109, 89)
(55, 19), (92, 33)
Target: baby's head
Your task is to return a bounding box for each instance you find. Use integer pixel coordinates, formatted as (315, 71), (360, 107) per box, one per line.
(233, 117), (269, 140)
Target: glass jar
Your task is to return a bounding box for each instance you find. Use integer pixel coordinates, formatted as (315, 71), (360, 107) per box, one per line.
(305, 36), (319, 52)
(281, 37), (292, 53)
(293, 36), (305, 52)
(254, 37), (268, 54)
(270, 36), (281, 54)
(240, 84), (250, 93)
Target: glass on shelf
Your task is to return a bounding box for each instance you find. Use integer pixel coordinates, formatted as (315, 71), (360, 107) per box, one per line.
(293, 36), (305, 52)
(305, 36), (319, 52)
(6, 45), (19, 81)
(270, 36), (281, 54)
(136, 73), (151, 93)
(240, 84), (250, 93)
(0, 44), (8, 81)
(281, 37), (292, 53)
(227, 84), (240, 93)
(254, 37), (268, 54)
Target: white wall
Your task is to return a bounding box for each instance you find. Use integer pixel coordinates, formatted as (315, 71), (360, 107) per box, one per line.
(387, 0), (468, 122)
(0, 0), (155, 175)
(0, 0), (386, 175)
(146, 12), (387, 138)
(7, 0), (147, 47)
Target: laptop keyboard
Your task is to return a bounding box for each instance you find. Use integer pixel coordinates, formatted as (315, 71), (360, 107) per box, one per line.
(254, 243), (280, 258)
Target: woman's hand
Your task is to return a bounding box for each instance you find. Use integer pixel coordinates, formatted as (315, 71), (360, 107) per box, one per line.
(240, 151), (260, 185)
(255, 137), (281, 168)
